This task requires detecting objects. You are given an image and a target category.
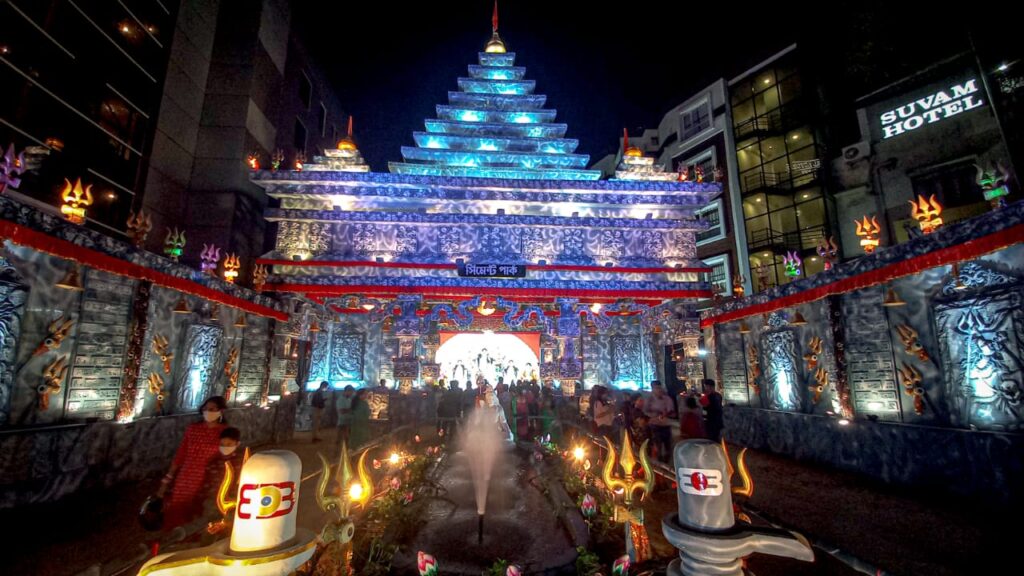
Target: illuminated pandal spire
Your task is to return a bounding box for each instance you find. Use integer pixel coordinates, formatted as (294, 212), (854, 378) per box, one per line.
(308, 116), (370, 172)
(613, 128), (677, 181)
(485, 0), (506, 54)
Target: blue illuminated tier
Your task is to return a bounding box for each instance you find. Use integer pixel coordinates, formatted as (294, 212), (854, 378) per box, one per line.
(447, 93), (547, 110)
(479, 52), (516, 66)
(386, 164), (602, 180)
(424, 120), (568, 139)
(392, 50), (600, 180)
(413, 133), (579, 154)
(468, 65), (526, 80)
(400, 147), (589, 169)
(437, 106), (557, 124)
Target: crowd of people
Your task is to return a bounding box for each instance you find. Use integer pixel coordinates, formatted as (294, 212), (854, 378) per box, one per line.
(149, 377), (723, 542)
(586, 378), (724, 463)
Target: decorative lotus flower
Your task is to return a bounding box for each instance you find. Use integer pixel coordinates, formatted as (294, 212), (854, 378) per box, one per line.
(414, 434), (421, 443)
(417, 551), (438, 576)
(507, 565), (522, 576)
(390, 477), (402, 491)
(404, 491), (414, 504)
(581, 493), (597, 518)
(372, 459), (382, 470)
(612, 555), (630, 576)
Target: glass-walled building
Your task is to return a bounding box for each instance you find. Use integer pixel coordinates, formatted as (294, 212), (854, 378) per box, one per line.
(729, 46), (835, 290)
(0, 0), (179, 236)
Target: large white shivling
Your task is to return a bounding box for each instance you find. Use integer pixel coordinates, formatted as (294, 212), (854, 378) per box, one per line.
(138, 451), (316, 576)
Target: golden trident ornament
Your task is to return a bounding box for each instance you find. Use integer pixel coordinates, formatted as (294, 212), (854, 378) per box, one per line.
(601, 430), (655, 563)
(316, 443), (373, 575)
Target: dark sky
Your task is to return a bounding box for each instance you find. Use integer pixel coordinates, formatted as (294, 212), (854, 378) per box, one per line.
(294, 1), (978, 171)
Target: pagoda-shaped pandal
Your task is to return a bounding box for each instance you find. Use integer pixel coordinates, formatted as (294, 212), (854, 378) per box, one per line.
(252, 5), (721, 391)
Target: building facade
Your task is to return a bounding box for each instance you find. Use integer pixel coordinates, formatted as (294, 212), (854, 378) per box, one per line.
(832, 53), (1017, 253)
(1, 0), (346, 285)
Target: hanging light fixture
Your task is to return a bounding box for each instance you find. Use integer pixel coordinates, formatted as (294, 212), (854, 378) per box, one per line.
(234, 314), (247, 328)
(55, 266), (84, 291)
(173, 296), (190, 314)
(309, 319), (320, 333)
(209, 304), (220, 320)
(882, 286), (906, 307)
(738, 321), (751, 334)
(790, 311), (807, 326)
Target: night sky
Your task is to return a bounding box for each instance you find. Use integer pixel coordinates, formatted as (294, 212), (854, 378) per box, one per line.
(294, 1), (977, 171)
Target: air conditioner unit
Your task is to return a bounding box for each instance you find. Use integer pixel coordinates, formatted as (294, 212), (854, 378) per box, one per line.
(841, 142), (870, 164)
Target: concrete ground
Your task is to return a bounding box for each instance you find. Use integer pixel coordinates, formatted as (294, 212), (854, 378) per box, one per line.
(3, 429), (1012, 575)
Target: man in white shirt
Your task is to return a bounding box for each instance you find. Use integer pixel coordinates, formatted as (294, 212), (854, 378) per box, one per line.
(644, 381), (675, 463)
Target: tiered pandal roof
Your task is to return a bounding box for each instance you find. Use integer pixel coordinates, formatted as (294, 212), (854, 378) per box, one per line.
(389, 50), (601, 181)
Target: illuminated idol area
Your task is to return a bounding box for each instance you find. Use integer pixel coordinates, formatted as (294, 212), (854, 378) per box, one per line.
(254, 33), (719, 392)
(434, 332), (541, 384)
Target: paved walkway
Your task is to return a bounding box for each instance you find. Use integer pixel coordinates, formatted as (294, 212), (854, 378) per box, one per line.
(3, 428), (1014, 575)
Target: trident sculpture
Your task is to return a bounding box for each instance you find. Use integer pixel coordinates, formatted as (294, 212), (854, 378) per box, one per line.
(663, 440), (813, 575)
(316, 442), (373, 574)
(601, 431), (655, 563)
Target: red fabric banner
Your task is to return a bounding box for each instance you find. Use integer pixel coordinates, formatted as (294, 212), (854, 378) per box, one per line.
(0, 220), (288, 321)
(701, 223), (1024, 328)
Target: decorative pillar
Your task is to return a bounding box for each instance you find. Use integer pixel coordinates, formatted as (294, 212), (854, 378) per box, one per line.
(555, 298), (582, 384)
(117, 280), (151, 422)
(420, 331), (440, 386)
(391, 295), (423, 394)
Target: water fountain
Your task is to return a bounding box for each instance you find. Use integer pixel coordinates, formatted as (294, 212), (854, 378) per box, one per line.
(461, 404), (505, 544)
(393, 401), (580, 573)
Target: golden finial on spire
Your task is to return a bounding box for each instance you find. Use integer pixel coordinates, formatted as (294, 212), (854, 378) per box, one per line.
(485, 1), (506, 53)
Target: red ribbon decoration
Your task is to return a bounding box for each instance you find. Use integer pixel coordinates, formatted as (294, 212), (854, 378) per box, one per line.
(0, 220), (288, 321)
(701, 223), (1024, 328)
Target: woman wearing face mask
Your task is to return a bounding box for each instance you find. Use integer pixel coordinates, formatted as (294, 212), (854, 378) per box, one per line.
(157, 396), (228, 530)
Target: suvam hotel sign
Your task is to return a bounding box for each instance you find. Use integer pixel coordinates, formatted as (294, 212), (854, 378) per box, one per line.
(880, 79), (985, 139)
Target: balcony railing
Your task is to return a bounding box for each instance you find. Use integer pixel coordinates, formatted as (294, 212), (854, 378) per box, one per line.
(747, 225), (827, 252)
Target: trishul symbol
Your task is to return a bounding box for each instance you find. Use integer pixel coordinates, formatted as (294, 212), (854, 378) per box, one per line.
(39, 355), (69, 411)
(803, 336), (822, 371)
(896, 323), (929, 361)
(200, 244), (221, 275)
(34, 315), (75, 356)
(897, 362), (925, 415)
(909, 194), (943, 234)
(602, 431), (655, 562)
(126, 210), (152, 248)
(164, 228), (186, 261)
(317, 442), (373, 545)
(810, 367), (828, 404)
(855, 215), (881, 254)
(147, 373), (165, 411)
(783, 251), (802, 278)
(816, 236), (839, 270)
(60, 178), (93, 224)
(223, 254), (241, 283)
(252, 264), (268, 292)
(152, 334), (174, 374)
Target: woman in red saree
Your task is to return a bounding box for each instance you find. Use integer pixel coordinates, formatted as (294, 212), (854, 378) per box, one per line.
(157, 396), (228, 529)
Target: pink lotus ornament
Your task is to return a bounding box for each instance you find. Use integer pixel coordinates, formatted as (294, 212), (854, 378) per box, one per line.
(417, 551), (438, 576)
(390, 477), (402, 491)
(373, 459), (382, 470)
(414, 434), (421, 443)
(581, 493), (598, 518)
(404, 491), (414, 504)
(507, 565), (522, 576)
(612, 555), (630, 576)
